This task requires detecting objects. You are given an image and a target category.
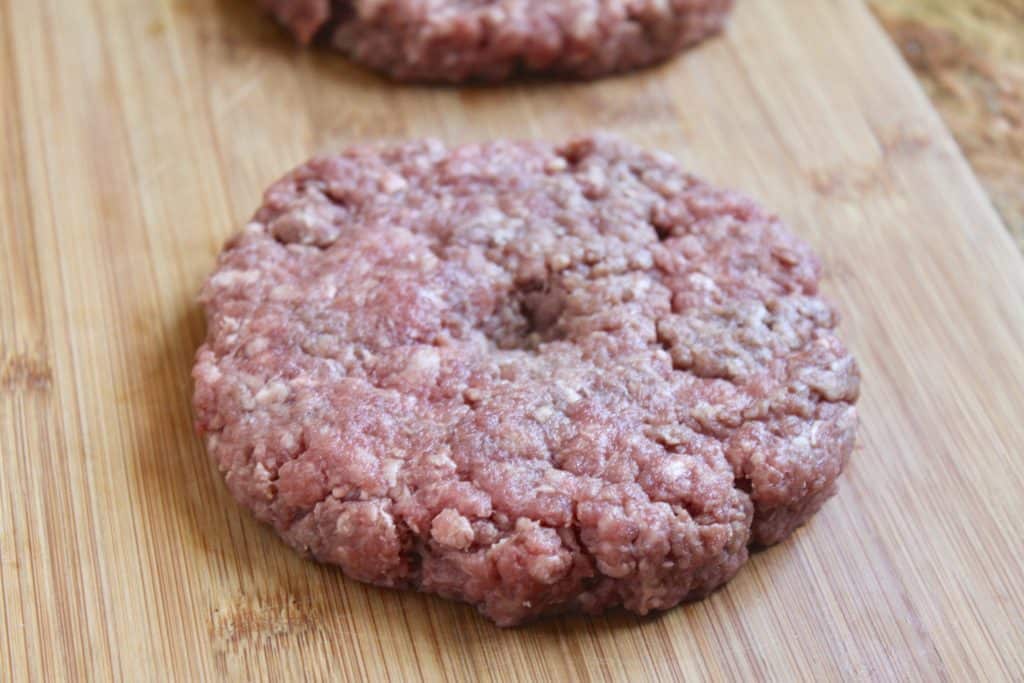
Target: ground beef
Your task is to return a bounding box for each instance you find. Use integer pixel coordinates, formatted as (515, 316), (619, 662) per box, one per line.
(192, 135), (860, 626)
(257, 0), (734, 82)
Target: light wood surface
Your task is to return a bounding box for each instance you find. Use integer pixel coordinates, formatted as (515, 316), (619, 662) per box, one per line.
(2, 0), (1023, 680)
(871, 0), (1024, 250)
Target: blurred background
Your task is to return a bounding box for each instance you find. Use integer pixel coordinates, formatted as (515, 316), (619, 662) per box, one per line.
(873, 0), (1023, 250)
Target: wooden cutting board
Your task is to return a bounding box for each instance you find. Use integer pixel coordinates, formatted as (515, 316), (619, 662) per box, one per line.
(2, 0), (1022, 679)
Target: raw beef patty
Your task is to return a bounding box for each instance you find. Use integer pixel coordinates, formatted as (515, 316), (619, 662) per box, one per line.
(192, 135), (860, 626)
(258, 0), (734, 82)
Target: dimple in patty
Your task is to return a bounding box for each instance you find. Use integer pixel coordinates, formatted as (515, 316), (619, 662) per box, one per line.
(192, 135), (860, 626)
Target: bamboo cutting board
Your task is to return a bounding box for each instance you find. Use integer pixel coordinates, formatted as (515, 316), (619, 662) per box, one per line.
(2, 0), (1023, 680)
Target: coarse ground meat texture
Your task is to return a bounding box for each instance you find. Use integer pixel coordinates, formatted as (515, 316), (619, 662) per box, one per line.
(192, 135), (860, 627)
(257, 0), (734, 82)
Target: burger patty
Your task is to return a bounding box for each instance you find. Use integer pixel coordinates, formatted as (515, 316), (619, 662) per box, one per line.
(258, 0), (734, 82)
(192, 135), (860, 626)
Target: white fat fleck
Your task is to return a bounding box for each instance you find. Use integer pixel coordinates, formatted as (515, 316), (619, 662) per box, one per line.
(583, 165), (607, 188)
(663, 458), (688, 480)
(545, 157), (568, 173)
(335, 512), (359, 536)
(430, 509), (474, 550)
(241, 372), (265, 390)
(690, 402), (720, 428)
(238, 386), (256, 411)
(418, 289), (445, 309)
(725, 358), (747, 378)
(556, 380), (582, 404)
(296, 205), (319, 231)
(405, 347), (440, 379)
(245, 337), (268, 357)
(198, 363), (221, 383)
(631, 278), (651, 297)
(210, 269), (261, 288)
(481, 6), (506, 23)
(255, 380), (289, 405)
(380, 458), (401, 488)
(532, 405), (556, 423)
(543, 469), (570, 487)
(548, 252), (572, 272)
(464, 208), (513, 246)
(380, 172), (407, 194)
(305, 334), (338, 357)
(631, 250), (654, 269)
(570, 8), (597, 38)
(596, 557), (633, 579)
(688, 273), (718, 292)
(514, 517), (536, 534)
(491, 227), (514, 247)
(279, 431), (296, 452)
(650, 425), (682, 446)
(270, 284), (300, 301)
(426, 450), (456, 471)
(810, 421), (824, 446)
(655, 176), (685, 195)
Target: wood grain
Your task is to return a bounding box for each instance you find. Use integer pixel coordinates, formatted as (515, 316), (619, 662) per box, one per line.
(871, 0), (1024, 250)
(2, 0), (1023, 680)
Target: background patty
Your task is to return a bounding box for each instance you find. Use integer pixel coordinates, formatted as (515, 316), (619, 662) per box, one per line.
(258, 0), (734, 82)
(192, 135), (859, 626)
